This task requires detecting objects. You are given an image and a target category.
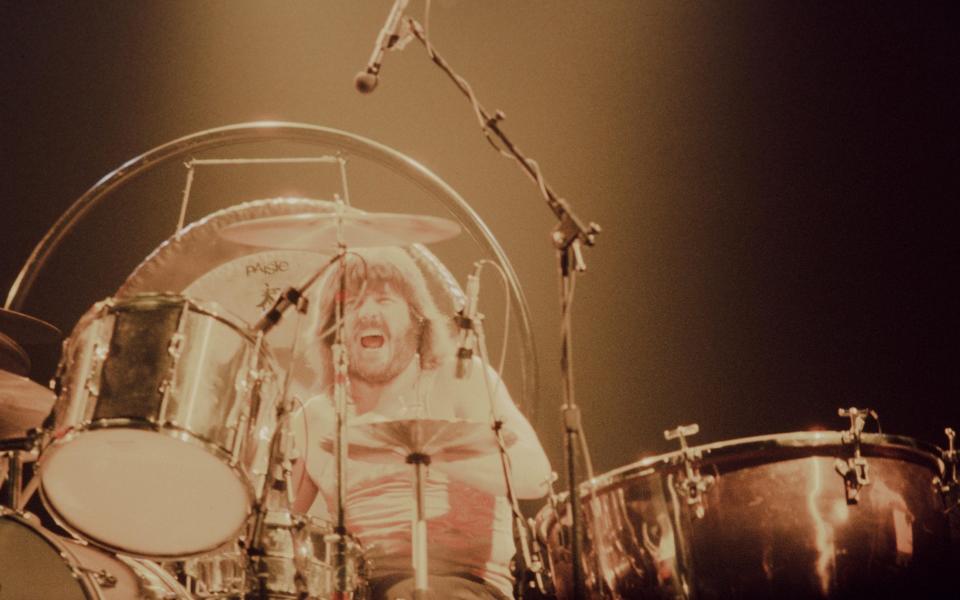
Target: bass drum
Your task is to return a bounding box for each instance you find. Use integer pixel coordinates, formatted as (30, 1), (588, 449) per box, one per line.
(536, 432), (954, 599)
(0, 512), (190, 600)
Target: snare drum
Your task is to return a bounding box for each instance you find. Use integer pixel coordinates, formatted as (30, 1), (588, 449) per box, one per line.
(38, 293), (279, 558)
(178, 512), (369, 599)
(179, 545), (247, 599)
(537, 432), (953, 599)
(257, 512), (369, 599)
(0, 511), (190, 600)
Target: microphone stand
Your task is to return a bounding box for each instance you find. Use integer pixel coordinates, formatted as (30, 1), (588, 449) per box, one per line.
(399, 19), (602, 599)
(471, 305), (550, 599)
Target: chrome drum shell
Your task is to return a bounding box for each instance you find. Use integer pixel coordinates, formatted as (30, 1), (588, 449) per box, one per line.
(537, 432), (955, 599)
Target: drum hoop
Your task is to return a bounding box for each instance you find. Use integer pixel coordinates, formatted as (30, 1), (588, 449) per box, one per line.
(578, 431), (945, 500)
(40, 420), (260, 480)
(36, 426), (257, 560)
(37, 489), (253, 561)
(61, 291), (280, 408)
(0, 510), (103, 598)
(79, 292), (272, 349)
(118, 555), (190, 595)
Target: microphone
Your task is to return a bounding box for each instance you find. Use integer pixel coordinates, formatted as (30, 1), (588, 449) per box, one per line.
(354, 0), (410, 93)
(455, 263), (482, 379)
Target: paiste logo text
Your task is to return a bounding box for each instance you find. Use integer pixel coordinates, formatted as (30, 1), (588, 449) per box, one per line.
(245, 259), (290, 277)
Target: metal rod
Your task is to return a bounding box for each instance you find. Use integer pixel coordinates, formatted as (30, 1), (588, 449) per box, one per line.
(186, 156), (341, 166)
(337, 155), (352, 207)
(559, 253), (586, 599)
(475, 307), (549, 597)
(406, 19), (600, 253)
(175, 163), (196, 234)
(332, 197), (351, 594)
(409, 455), (430, 599)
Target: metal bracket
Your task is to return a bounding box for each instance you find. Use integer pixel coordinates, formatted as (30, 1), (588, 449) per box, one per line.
(835, 407), (876, 504)
(934, 428), (959, 512)
(83, 342), (107, 401)
(157, 302), (190, 424)
(78, 566), (118, 588)
(664, 423), (714, 519)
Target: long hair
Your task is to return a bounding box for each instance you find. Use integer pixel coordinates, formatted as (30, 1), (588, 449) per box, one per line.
(298, 247), (455, 393)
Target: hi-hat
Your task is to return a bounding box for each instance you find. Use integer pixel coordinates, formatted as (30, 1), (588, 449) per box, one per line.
(0, 371), (55, 439)
(322, 418), (516, 464)
(218, 211), (462, 251)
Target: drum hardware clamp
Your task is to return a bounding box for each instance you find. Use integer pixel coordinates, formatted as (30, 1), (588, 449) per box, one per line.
(664, 423), (714, 519)
(934, 427), (959, 512)
(77, 565), (119, 588)
(835, 407), (877, 505)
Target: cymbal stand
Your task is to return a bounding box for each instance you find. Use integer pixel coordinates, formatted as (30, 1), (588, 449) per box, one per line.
(247, 331), (300, 598)
(399, 19), (602, 598)
(0, 433), (39, 511)
(405, 450), (431, 600)
(247, 198), (353, 596)
(330, 199), (353, 596)
(471, 290), (550, 598)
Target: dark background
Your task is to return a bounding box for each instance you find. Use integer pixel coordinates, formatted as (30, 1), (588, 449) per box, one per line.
(2, 1), (957, 486)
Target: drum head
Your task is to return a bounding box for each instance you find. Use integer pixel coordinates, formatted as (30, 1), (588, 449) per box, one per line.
(0, 514), (91, 600)
(40, 430), (251, 558)
(0, 512), (190, 599)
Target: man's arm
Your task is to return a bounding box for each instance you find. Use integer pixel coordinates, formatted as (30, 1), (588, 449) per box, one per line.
(431, 359), (552, 498)
(291, 458), (319, 513)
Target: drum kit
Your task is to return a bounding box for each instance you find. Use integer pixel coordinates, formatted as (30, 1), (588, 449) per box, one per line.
(0, 206), (526, 599)
(1, 200), (960, 600)
(0, 170), (957, 600)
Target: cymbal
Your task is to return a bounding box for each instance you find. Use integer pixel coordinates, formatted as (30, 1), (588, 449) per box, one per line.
(0, 308), (61, 345)
(0, 371), (55, 439)
(1, 332), (30, 376)
(321, 418), (516, 464)
(218, 211), (462, 251)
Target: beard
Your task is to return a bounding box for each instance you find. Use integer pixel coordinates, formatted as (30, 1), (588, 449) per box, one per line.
(346, 323), (420, 385)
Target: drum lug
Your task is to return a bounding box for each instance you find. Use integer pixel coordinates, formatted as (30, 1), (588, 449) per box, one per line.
(835, 407), (877, 504)
(229, 409), (250, 467)
(158, 307), (189, 419)
(51, 337), (69, 395)
(78, 565), (119, 588)
(664, 423), (715, 519)
(834, 456), (870, 504)
(166, 332), (186, 362)
(83, 342), (107, 401)
(933, 428), (959, 511)
(228, 364), (262, 466)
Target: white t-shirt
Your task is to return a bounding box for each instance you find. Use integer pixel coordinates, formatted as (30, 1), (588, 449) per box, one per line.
(293, 365), (515, 597)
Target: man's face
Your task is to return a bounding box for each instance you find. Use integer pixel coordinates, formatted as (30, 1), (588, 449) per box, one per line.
(340, 282), (419, 385)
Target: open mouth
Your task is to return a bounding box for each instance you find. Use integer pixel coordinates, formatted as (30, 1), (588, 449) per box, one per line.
(360, 334), (385, 349)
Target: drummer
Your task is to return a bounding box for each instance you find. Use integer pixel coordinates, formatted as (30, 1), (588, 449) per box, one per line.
(292, 246), (551, 600)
